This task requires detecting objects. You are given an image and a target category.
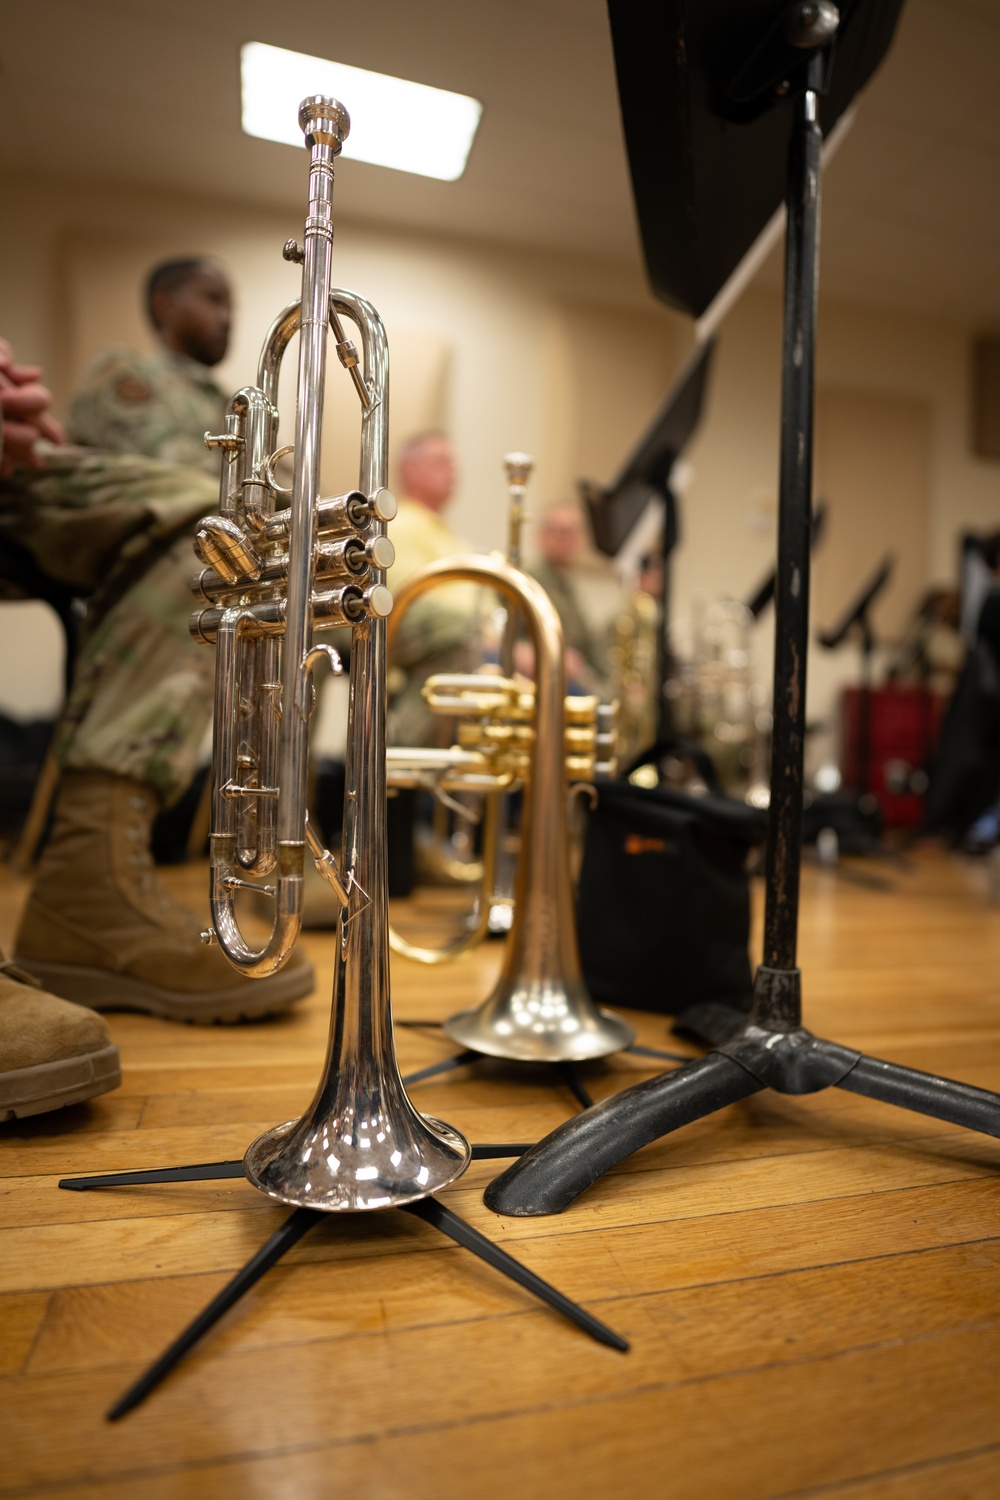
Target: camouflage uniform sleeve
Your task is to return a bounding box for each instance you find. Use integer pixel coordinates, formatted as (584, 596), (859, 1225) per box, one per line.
(67, 348), (210, 471)
(65, 349), (160, 455)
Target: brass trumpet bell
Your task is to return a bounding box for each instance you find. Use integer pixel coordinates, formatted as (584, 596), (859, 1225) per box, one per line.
(388, 553), (635, 1064)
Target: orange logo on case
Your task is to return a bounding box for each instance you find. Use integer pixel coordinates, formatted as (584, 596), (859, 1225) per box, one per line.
(624, 834), (666, 855)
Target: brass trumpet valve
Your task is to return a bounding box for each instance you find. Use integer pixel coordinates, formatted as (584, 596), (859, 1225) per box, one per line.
(424, 672), (603, 782)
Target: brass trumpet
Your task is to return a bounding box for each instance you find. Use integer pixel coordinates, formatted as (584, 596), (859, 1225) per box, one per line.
(385, 515), (634, 1064)
(192, 95), (470, 1210)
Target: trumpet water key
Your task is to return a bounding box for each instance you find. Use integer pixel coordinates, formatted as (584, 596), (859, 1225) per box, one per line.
(59, 94), (627, 1420)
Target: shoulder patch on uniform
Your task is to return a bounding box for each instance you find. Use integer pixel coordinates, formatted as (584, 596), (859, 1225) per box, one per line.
(115, 377), (151, 403)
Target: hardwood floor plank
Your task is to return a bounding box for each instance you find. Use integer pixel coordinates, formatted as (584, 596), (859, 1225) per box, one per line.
(0, 1291), (48, 1376)
(21, 1233), (1000, 1381)
(4, 1131), (998, 1295)
(4, 1315), (1000, 1496)
(3, 852), (1000, 1497)
(779, 1444), (1000, 1498)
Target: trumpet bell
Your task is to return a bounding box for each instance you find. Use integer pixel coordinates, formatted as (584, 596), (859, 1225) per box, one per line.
(244, 1082), (471, 1212)
(444, 977), (635, 1064)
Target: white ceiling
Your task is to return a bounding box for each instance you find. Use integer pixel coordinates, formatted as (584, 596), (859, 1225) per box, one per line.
(2, 0), (999, 326)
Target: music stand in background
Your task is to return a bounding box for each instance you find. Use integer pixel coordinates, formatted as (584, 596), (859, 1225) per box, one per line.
(745, 498), (827, 619)
(818, 551), (895, 802)
(580, 336), (715, 741)
(486, 0), (1000, 1223)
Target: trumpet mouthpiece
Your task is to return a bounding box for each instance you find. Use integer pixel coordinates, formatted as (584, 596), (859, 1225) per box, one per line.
(299, 95), (350, 150)
(504, 452), (534, 488)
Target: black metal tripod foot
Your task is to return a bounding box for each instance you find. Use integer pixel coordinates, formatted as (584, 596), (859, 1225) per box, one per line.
(839, 1053), (1000, 1136)
(485, 1052), (763, 1217)
(484, 1011), (1000, 1220)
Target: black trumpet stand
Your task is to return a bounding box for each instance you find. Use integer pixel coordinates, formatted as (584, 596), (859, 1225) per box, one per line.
(396, 1018), (686, 1111)
(485, 14), (1000, 1222)
(61, 1139), (627, 1422)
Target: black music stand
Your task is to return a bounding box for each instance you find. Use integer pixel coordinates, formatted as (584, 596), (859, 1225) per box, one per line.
(818, 552), (895, 801)
(581, 338), (715, 742)
(745, 499), (827, 619)
(485, 0), (1000, 1221)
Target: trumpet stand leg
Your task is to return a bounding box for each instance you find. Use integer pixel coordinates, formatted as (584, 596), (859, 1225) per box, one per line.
(402, 1196), (628, 1351)
(106, 1207), (320, 1421)
(397, 1018), (686, 1105)
(61, 1140), (619, 1419)
(60, 1160), (246, 1191)
(557, 1062), (595, 1110)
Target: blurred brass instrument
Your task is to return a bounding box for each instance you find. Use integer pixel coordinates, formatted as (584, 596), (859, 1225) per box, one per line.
(191, 95), (470, 1211)
(668, 598), (763, 792)
(608, 588), (660, 765)
(385, 458), (633, 1064)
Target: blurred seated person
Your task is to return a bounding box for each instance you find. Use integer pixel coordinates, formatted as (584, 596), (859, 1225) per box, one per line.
(387, 431), (480, 746)
(0, 339), (122, 1120)
(0, 327), (312, 1033)
(66, 257), (231, 471)
(523, 502), (607, 695)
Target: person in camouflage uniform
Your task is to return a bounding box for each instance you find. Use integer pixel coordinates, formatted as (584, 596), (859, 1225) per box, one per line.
(0, 338), (121, 1119)
(0, 262), (313, 1024)
(65, 259), (230, 477)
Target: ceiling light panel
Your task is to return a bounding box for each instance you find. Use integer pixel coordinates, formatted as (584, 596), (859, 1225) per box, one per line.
(241, 42), (482, 181)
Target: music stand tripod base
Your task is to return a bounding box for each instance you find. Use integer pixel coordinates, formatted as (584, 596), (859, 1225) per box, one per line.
(482, 4), (1000, 1226)
(60, 1140), (628, 1422)
(485, 966), (1000, 1216)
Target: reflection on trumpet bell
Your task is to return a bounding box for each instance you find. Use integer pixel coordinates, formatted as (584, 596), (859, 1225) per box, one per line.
(244, 1096), (470, 1212)
(445, 975), (635, 1064)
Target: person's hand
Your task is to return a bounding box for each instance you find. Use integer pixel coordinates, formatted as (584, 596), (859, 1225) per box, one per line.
(0, 338), (66, 474)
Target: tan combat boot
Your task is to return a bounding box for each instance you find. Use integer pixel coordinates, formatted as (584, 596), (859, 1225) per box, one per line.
(0, 960), (120, 1121)
(15, 771), (313, 1023)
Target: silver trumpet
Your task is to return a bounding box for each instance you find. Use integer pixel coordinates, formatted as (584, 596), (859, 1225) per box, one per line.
(192, 95), (470, 1210)
(56, 98), (625, 1428)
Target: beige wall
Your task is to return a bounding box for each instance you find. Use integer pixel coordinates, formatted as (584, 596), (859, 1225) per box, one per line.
(1, 166), (998, 769)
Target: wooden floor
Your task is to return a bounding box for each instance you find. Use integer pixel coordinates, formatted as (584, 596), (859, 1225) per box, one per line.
(3, 851), (1000, 1498)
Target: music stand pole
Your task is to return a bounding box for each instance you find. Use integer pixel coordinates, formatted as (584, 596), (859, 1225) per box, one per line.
(484, 20), (1000, 1221)
(656, 501), (676, 742)
(756, 52), (823, 1011)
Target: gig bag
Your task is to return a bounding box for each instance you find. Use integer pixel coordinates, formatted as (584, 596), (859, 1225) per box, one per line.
(575, 756), (765, 1016)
